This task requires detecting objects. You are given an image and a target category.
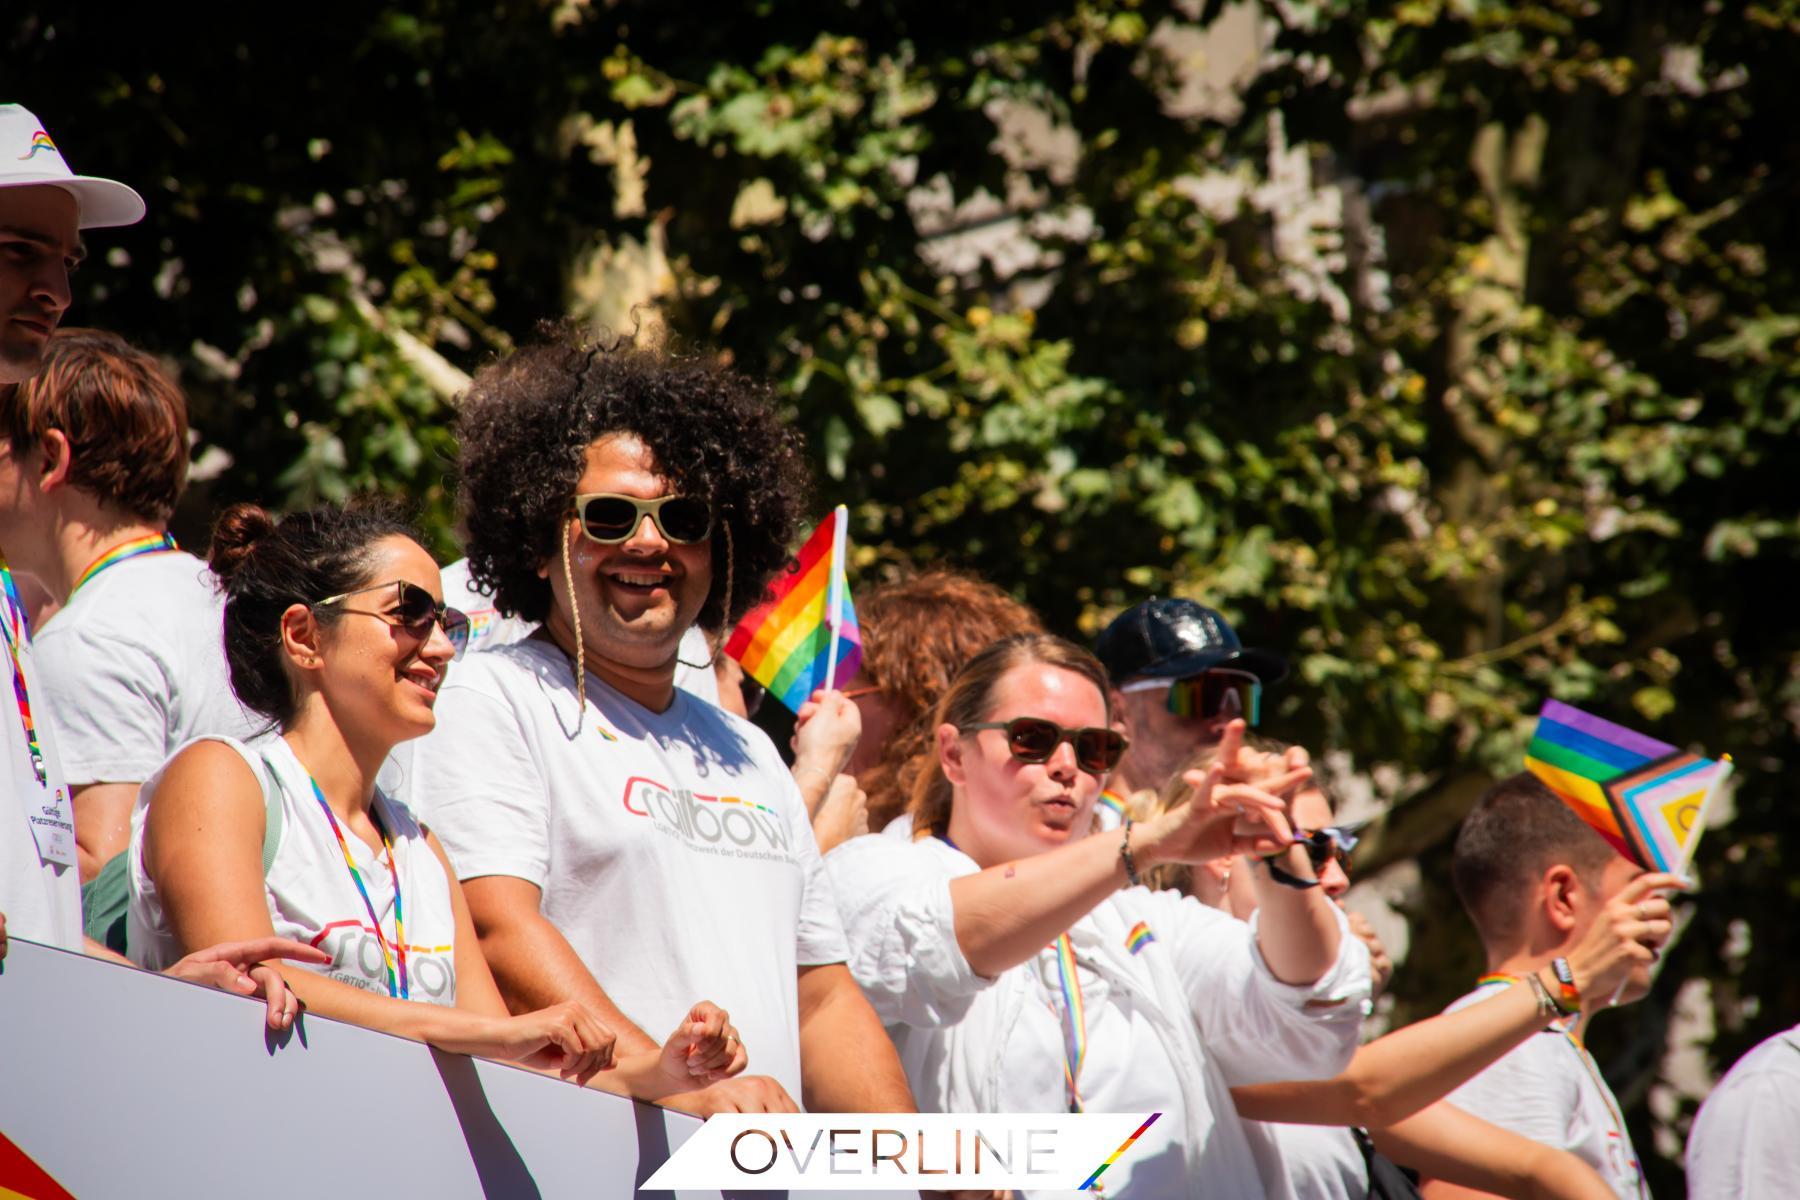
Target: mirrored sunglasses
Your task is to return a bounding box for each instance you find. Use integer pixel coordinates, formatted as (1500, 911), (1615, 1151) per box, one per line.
(1128, 668), (1262, 726)
(1294, 823), (1363, 873)
(571, 492), (714, 545)
(960, 717), (1129, 776)
(312, 580), (471, 659)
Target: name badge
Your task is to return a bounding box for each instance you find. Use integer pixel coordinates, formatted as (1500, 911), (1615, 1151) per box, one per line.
(28, 784), (78, 869)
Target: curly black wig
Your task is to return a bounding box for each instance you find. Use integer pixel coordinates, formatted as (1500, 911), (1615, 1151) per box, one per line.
(455, 330), (811, 632)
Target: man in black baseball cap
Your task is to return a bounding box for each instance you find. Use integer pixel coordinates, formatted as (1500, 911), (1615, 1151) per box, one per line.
(1095, 597), (1288, 796)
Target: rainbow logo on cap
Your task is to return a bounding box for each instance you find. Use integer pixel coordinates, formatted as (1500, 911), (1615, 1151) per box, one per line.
(18, 130), (58, 160)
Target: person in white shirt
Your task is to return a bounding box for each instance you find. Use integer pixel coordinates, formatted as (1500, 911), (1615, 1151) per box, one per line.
(1685, 1022), (1800, 1199)
(0, 326), (258, 882)
(0, 103), (323, 1025)
(1139, 743), (1653, 1200)
(1420, 774), (1687, 1200)
(403, 333), (915, 1117)
(825, 632), (1372, 1199)
(129, 500), (744, 1095)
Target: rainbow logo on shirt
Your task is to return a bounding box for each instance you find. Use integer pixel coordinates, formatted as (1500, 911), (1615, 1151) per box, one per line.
(17, 131), (58, 161)
(1125, 922), (1155, 955)
(594, 725), (619, 742)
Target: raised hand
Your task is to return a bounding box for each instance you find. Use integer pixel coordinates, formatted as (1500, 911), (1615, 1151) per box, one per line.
(1564, 870), (1689, 1008)
(1137, 760), (1307, 869)
(658, 1000), (748, 1087)
(792, 688), (863, 780)
(162, 936), (331, 1030)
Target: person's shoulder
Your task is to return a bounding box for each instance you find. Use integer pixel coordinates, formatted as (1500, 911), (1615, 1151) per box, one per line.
(445, 635), (562, 693)
(1715, 1026), (1800, 1092)
(148, 735), (266, 803)
(43, 550), (220, 646)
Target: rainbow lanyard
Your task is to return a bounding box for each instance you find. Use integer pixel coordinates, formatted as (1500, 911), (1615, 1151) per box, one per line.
(1051, 933), (1090, 1113)
(70, 532), (178, 595)
(1474, 976), (1646, 1197)
(0, 554), (47, 788)
(1097, 789), (1127, 819)
(308, 775), (409, 1000)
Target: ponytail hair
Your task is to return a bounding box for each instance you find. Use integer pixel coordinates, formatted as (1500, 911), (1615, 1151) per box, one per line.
(211, 500), (418, 726)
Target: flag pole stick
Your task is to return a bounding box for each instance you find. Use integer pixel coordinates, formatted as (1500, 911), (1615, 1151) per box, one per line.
(824, 505), (848, 691)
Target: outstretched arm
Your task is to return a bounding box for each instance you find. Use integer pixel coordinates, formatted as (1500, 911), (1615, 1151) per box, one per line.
(1232, 870), (1683, 1127)
(1380, 1103), (1616, 1200)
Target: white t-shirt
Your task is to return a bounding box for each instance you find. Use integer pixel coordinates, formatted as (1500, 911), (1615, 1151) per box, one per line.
(827, 832), (1371, 1199)
(398, 638), (848, 1101)
(1, 582), (83, 951)
(438, 557), (720, 705)
(128, 736), (460, 1005)
(1687, 1025), (1800, 1199)
(33, 550), (260, 785)
(1441, 982), (1648, 1199)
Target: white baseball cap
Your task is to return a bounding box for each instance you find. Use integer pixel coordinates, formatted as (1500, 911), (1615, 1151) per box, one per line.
(0, 104), (145, 229)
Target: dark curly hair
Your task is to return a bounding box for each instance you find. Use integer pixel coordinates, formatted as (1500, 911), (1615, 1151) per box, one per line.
(455, 330), (810, 632)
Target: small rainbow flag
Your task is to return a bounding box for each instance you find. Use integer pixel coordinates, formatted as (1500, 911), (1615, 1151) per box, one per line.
(1125, 921), (1155, 954)
(1524, 699), (1731, 876)
(724, 505), (861, 714)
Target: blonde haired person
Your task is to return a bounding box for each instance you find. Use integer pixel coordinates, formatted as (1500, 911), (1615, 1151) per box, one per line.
(826, 633), (1371, 1198)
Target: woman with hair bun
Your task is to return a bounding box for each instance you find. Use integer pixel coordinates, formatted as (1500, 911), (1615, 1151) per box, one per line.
(127, 502), (748, 1098)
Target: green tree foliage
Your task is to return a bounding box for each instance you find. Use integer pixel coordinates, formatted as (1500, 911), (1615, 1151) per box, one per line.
(11, 0), (1797, 1183)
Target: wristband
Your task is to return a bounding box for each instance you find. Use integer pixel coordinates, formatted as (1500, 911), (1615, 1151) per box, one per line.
(1119, 817), (1141, 887)
(1548, 957), (1582, 1015)
(1260, 848), (1321, 890)
(1524, 973), (1563, 1023)
(792, 763), (834, 784)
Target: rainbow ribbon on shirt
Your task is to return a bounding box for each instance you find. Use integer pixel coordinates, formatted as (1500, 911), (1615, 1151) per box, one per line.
(70, 532), (178, 595)
(308, 774), (409, 1000)
(1053, 933), (1089, 1113)
(1125, 921), (1155, 955)
(0, 554), (47, 787)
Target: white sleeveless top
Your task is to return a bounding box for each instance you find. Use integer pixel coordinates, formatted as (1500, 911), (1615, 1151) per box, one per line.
(128, 735), (460, 1006)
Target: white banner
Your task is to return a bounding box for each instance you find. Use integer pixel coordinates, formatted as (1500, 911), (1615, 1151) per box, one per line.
(0, 937), (914, 1199)
(643, 1113), (1163, 1192)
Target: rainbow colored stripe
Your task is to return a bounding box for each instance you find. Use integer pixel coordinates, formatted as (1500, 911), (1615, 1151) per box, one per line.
(71, 533), (178, 595)
(1078, 1112), (1162, 1191)
(1525, 699), (1730, 874)
(1052, 933), (1089, 1113)
(18, 130), (58, 161)
(1097, 789), (1127, 819)
(1125, 921), (1155, 955)
(307, 777), (409, 1000)
(1, 557), (48, 788)
(724, 508), (860, 714)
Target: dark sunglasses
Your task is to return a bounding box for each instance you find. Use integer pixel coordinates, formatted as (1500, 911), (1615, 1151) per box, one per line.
(1294, 823), (1363, 873)
(571, 493), (714, 545)
(960, 717), (1129, 776)
(312, 580), (471, 659)
(1123, 668), (1263, 726)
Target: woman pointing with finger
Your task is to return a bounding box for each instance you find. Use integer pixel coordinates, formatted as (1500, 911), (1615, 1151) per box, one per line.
(825, 634), (1372, 1199)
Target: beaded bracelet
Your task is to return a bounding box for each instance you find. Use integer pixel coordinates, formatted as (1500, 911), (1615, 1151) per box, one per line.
(1119, 817), (1141, 887)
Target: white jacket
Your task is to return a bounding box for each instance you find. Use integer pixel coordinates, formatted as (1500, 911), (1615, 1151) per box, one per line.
(826, 833), (1372, 1199)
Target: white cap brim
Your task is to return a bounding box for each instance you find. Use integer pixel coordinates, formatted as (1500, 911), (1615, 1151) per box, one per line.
(0, 172), (146, 229)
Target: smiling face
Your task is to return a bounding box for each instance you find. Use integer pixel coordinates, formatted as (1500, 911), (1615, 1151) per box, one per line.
(0, 186), (81, 386)
(539, 433), (713, 675)
(942, 662), (1111, 868)
(304, 536), (457, 748)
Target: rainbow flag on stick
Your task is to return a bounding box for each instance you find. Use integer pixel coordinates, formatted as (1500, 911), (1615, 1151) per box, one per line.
(725, 505), (862, 714)
(1524, 699), (1731, 876)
